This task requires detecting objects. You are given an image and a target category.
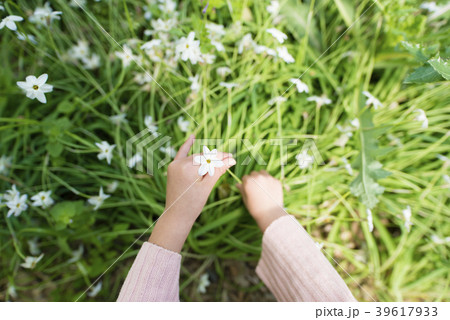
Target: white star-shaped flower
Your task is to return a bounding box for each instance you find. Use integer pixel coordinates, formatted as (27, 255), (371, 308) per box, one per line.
(95, 141), (116, 165)
(176, 32), (203, 64)
(88, 187), (110, 210)
(31, 191), (54, 208)
(115, 45), (136, 68)
(197, 273), (210, 294)
(17, 74), (53, 104)
(128, 153), (143, 169)
(194, 146), (225, 177)
(296, 150), (314, 169)
(276, 46), (295, 63)
(144, 115), (158, 133)
(216, 67), (232, 78)
(307, 95), (332, 106)
(177, 116), (190, 132)
(290, 78), (309, 93)
(414, 109), (428, 129)
(6, 193), (28, 218)
(20, 254), (44, 269)
(0, 15), (23, 31)
(266, 28), (287, 43)
(363, 91), (382, 109)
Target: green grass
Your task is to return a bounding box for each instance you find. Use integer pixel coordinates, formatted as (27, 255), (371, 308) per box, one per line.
(0, 0), (449, 301)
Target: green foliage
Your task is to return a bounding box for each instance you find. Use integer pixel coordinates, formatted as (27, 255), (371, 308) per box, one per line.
(350, 93), (391, 209)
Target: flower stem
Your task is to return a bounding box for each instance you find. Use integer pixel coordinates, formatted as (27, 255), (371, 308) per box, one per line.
(226, 169), (242, 184)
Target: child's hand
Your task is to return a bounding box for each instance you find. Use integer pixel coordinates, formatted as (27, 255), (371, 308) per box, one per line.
(237, 170), (286, 232)
(149, 135), (236, 252)
(165, 135), (236, 219)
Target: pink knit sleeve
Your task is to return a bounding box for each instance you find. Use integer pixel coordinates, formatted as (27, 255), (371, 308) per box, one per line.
(117, 242), (181, 302)
(256, 215), (357, 302)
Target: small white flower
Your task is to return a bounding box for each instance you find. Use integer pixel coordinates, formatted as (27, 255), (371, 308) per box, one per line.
(158, 0), (177, 15)
(160, 145), (177, 158)
(82, 54), (101, 70)
(206, 23), (226, 40)
(341, 157), (353, 176)
(29, 2), (62, 26)
(17, 74), (53, 104)
(296, 150), (314, 169)
(107, 181), (119, 193)
(431, 235), (450, 244)
(20, 254), (44, 269)
(0, 155), (12, 175)
(189, 74), (201, 93)
(87, 281), (102, 298)
(254, 45), (277, 56)
(7, 284), (17, 299)
(402, 205), (413, 232)
(115, 45), (136, 68)
(177, 116), (190, 132)
(109, 113), (128, 125)
(176, 32), (203, 64)
(141, 39), (162, 51)
(31, 191), (54, 208)
(220, 82), (239, 89)
(443, 174), (450, 185)
(194, 146), (225, 177)
(150, 18), (177, 33)
(290, 78), (309, 93)
(216, 67), (232, 78)
(128, 153), (143, 169)
(27, 238), (41, 256)
(276, 46), (295, 63)
(307, 95), (332, 106)
(267, 1), (280, 15)
(95, 141), (115, 165)
(197, 273), (210, 294)
(366, 208), (374, 232)
(0, 15), (24, 31)
(350, 118), (360, 129)
(68, 40), (90, 60)
(144, 115), (158, 133)
(268, 96), (286, 105)
(237, 33), (255, 54)
(16, 32), (38, 44)
(88, 187), (110, 210)
(420, 2), (439, 12)
(436, 154), (449, 162)
(68, 244), (84, 263)
(201, 53), (216, 64)
(266, 28), (287, 43)
(363, 91), (382, 109)
(6, 194), (28, 218)
(4, 185), (19, 202)
(414, 109), (428, 129)
(211, 40), (225, 52)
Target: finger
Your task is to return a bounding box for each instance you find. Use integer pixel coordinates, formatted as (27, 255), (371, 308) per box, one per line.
(174, 134), (195, 160)
(260, 169), (269, 176)
(202, 157), (236, 185)
(236, 183), (242, 191)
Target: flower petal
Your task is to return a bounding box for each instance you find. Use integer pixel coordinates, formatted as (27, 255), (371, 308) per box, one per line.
(36, 74), (48, 86)
(198, 164), (208, 176)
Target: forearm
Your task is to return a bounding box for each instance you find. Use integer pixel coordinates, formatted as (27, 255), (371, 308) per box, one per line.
(149, 208), (198, 253)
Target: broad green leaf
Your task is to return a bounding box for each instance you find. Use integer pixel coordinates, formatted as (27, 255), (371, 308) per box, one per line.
(404, 66), (443, 83)
(428, 57), (450, 80)
(350, 92), (391, 209)
(401, 41), (429, 63)
(50, 201), (84, 230)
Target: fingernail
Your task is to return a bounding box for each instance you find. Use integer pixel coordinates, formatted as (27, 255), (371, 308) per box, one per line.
(229, 158), (236, 166)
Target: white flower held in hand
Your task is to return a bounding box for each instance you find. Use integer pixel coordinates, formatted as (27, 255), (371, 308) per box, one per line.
(17, 74), (53, 104)
(95, 141), (115, 165)
(31, 191), (54, 208)
(194, 146), (225, 176)
(21, 254), (44, 269)
(0, 15), (23, 31)
(88, 187), (110, 210)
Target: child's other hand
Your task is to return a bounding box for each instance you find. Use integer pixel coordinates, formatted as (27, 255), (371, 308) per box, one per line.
(165, 135), (236, 220)
(237, 170), (286, 232)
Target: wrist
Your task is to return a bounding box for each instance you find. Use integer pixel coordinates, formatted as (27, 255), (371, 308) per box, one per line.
(252, 206), (286, 233)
